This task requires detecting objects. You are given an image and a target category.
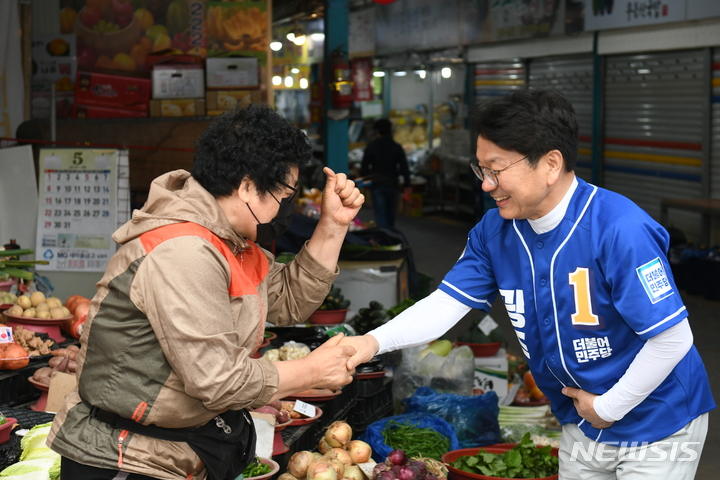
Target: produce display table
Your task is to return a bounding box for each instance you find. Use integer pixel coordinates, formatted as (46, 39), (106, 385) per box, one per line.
(660, 197), (720, 247)
(274, 375), (394, 472)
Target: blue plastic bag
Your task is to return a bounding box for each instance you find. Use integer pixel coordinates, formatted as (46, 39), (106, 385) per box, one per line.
(359, 412), (461, 463)
(403, 386), (501, 448)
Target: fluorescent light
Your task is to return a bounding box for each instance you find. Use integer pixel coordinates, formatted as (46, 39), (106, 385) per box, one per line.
(393, 71), (407, 76)
(373, 71), (385, 77)
(272, 76), (282, 86)
(300, 78), (309, 89)
(291, 67), (300, 74)
(285, 76), (294, 87)
(270, 41), (283, 51)
(637, 68), (651, 74)
(310, 33), (325, 41)
(441, 67), (451, 78)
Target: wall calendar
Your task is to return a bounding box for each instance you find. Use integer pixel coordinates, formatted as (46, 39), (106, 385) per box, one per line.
(35, 148), (118, 272)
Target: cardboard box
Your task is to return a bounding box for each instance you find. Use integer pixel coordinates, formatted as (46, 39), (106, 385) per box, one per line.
(31, 91), (75, 120)
(152, 65), (205, 99)
(74, 104), (148, 119)
(473, 348), (509, 397)
(145, 49), (204, 71)
(206, 57), (259, 89)
(206, 90), (262, 110)
(75, 69), (151, 111)
(150, 98), (206, 117)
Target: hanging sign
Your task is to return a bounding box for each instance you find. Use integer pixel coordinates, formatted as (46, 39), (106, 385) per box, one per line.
(35, 149), (118, 273)
(352, 58), (373, 102)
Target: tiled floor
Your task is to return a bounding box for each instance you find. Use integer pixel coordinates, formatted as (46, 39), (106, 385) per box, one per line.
(373, 208), (720, 479)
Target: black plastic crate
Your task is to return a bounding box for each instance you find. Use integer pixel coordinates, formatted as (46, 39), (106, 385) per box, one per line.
(0, 364), (45, 407)
(356, 376), (386, 398)
(1, 407), (55, 429)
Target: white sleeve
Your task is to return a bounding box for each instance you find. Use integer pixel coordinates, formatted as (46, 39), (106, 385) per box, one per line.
(593, 318), (693, 423)
(368, 289), (472, 354)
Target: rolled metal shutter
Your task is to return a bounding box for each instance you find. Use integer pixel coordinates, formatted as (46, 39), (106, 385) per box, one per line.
(604, 50), (705, 242)
(528, 55), (594, 183)
(713, 50), (720, 200)
(474, 60), (526, 107)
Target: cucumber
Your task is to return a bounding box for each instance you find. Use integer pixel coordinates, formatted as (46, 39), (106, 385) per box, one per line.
(369, 300), (384, 311)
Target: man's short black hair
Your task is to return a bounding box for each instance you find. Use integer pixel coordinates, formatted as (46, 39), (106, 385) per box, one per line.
(373, 118), (393, 137)
(192, 104), (312, 198)
(472, 88), (578, 171)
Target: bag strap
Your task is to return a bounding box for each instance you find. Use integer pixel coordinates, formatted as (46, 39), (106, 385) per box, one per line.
(82, 398), (195, 443)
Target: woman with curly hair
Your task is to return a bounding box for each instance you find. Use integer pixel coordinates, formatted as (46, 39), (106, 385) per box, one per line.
(48, 104), (364, 480)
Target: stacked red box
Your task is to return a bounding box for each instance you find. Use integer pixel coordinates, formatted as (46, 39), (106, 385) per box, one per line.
(74, 68), (151, 118)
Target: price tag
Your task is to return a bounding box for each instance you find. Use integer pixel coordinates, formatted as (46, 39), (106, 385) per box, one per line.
(293, 400), (316, 418)
(478, 315), (499, 336)
(0, 327), (13, 344)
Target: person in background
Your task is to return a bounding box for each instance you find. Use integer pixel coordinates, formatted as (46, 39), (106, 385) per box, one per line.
(360, 118), (412, 228)
(341, 88), (714, 480)
(47, 104), (363, 480)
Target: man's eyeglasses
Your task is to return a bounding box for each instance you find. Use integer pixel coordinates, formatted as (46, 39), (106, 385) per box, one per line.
(470, 156), (528, 186)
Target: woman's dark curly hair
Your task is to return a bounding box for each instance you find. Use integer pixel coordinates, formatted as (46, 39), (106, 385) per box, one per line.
(192, 104), (312, 198)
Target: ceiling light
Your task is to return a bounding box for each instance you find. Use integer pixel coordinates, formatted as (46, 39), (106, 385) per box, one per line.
(291, 67), (300, 74)
(441, 67), (452, 78)
(300, 78), (309, 89)
(285, 76), (294, 87)
(415, 70), (426, 79)
(288, 22), (306, 46)
(270, 41), (283, 51)
(310, 33), (325, 42)
(272, 76), (282, 86)
(637, 68), (651, 74)
(373, 71), (386, 77)
(393, 71), (407, 76)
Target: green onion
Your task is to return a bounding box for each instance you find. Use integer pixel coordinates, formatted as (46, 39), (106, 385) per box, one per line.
(381, 420), (450, 461)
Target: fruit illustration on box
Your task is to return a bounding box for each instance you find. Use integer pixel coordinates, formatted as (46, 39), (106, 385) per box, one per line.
(69, 0), (203, 72)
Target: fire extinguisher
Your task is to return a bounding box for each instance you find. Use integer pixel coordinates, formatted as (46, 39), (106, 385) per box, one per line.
(329, 48), (354, 109)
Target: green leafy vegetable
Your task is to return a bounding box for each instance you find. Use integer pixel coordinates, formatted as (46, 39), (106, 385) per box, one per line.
(382, 420), (450, 461)
(387, 298), (415, 319)
(451, 433), (558, 479)
(0, 457), (57, 478)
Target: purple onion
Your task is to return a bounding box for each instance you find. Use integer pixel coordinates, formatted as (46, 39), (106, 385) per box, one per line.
(373, 463), (389, 476)
(390, 465), (402, 475)
(407, 460), (427, 478)
(378, 472), (397, 480)
(387, 449), (408, 466)
(396, 465), (421, 480)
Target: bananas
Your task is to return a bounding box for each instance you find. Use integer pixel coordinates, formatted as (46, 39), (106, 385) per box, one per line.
(207, 5), (268, 52)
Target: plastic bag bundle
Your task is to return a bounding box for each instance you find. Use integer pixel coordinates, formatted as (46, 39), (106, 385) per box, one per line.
(403, 386), (502, 448)
(360, 412), (461, 463)
(392, 345), (475, 404)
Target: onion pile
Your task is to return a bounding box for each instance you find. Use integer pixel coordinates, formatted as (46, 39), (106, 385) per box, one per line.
(283, 421), (374, 480)
(373, 450), (447, 480)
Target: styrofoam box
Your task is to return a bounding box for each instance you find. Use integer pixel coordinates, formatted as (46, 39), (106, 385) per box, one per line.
(206, 57), (259, 89)
(152, 65), (205, 99)
(333, 258), (408, 321)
